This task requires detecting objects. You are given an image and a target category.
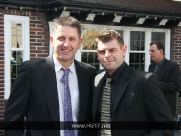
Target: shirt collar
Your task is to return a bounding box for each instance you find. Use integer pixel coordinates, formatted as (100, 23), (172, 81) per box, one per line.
(104, 62), (126, 83)
(53, 55), (76, 73)
(157, 58), (165, 67)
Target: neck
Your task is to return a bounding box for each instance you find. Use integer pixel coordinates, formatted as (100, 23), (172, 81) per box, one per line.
(54, 54), (73, 68)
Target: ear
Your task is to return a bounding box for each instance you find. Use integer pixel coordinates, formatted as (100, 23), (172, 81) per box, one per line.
(78, 38), (82, 50)
(50, 36), (53, 47)
(122, 44), (127, 57)
(160, 49), (164, 54)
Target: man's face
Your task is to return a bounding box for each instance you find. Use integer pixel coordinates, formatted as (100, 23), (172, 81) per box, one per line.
(50, 26), (82, 67)
(97, 39), (127, 75)
(149, 44), (163, 64)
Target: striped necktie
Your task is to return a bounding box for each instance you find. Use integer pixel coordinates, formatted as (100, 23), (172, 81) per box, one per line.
(101, 78), (111, 136)
(61, 68), (75, 136)
(154, 65), (159, 75)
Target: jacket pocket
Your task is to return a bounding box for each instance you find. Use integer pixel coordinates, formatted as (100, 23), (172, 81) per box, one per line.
(124, 100), (141, 111)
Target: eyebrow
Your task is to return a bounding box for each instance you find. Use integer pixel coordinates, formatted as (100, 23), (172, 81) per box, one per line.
(97, 48), (116, 51)
(149, 50), (155, 52)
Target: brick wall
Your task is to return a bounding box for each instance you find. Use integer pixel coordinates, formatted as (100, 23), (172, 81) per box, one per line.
(171, 27), (181, 69)
(0, 9), (5, 136)
(30, 12), (49, 60)
(171, 27), (181, 117)
(0, 9), (49, 136)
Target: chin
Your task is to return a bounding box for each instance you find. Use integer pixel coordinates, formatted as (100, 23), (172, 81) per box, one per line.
(105, 66), (114, 71)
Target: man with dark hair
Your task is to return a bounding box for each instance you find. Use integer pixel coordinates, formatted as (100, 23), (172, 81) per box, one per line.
(149, 41), (181, 117)
(93, 30), (174, 136)
(4, 16), (97, 136)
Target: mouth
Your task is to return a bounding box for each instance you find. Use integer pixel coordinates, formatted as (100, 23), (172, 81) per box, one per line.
(104, 60), (114, 63)
(61, 49), (71, 52)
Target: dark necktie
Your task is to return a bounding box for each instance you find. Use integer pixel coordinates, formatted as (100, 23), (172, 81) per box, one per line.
(101, 78), (111, 136)
(61, 68), (75, 136)
(154, 65), (159, 75)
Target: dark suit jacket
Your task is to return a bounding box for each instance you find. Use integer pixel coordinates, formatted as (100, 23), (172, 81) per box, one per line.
(93, 63), (174, 136)
(149, 58), (181, 117)
(97, 69), (105, 74)
(4, 55), (97, 136)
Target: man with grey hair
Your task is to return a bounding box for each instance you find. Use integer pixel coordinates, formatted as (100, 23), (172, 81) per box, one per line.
(149, 41), (181, 118)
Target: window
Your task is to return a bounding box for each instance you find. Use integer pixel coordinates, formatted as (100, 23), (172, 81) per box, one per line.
(129, 30), (146, 71)
(81, 25), (102, 70)
(150, 28), (170, 60)
(4, 15), (30, 99)
(11, 22), (23, 89)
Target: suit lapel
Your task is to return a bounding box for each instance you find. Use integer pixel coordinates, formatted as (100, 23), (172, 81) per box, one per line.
(149, 64), (155, 73)
(112, 65), (130, 112)
(157, 59), (167, 79)
(92, 72), (105, 120)
(42, 55), (60, 136)
(74, 60), (89, 122)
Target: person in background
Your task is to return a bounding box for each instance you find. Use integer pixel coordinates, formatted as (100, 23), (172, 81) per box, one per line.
(4, 16), (97, 136)
(149, 41), (181, 118)
(93, 30), (174, 136)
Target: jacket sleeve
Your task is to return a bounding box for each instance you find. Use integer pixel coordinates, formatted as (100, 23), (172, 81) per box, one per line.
(144, 74), (175, 136)
(158, 63), (181, 93)
(4, 62), (30, 136)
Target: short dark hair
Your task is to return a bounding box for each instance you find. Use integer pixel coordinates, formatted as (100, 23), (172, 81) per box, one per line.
(52, 16), (82, 38)
(150, 41), (165, 54)
(95, 30), (124, 47)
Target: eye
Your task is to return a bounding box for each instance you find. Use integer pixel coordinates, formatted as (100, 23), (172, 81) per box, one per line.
(58, 37), (65, 41)
(110, 49), (116, 52)
(98, 50), (105, 54)
(70, 37), (75, 41)
(149, 50), (154, 52)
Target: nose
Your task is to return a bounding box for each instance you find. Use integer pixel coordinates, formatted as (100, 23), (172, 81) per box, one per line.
(105, 50), (111, 58)
(63, 39), (69, 47)
(64, 43), (68, 47)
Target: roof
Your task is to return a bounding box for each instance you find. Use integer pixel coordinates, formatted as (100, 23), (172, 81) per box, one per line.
(1, 0), (181, 13)
(1, 0), (181, 27)
(1, 0), (181, 15)
(98, 0), (181, 13)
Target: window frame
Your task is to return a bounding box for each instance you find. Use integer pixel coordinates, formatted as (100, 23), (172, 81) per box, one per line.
(4, 15), (30, 99)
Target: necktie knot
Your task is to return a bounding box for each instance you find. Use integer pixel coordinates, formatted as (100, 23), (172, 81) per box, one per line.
(60, 68), (70, 83)
(106, 78), (111, 84)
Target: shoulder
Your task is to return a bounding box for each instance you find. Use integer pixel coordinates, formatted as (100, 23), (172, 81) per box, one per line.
(74, 60), (97, 78)
(74, 59), (96, 70)
(22, 55), (53, 66)
(164, 59), (178, 66)
(95, 71), (105, 86)
(22, 58), (46, 67)
(163, 59), (179, 70)
(129, 68), (159, 91)
(20, 58), (49, 74)
(97, 69), (105, 74)
(129, 66), (154, 81)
